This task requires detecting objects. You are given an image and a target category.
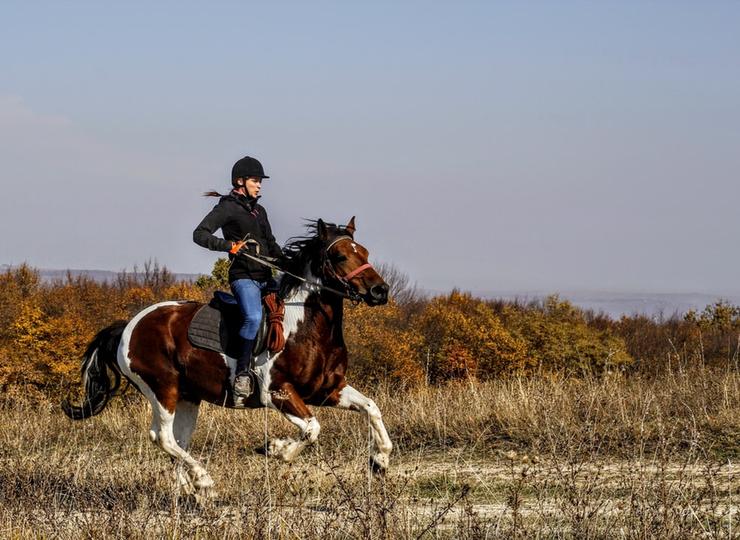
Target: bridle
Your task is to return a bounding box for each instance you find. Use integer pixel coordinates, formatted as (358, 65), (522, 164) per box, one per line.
(322, 235), (374, 302)
(232, 234), (374, 302)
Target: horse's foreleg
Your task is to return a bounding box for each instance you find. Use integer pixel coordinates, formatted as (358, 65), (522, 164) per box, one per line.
(267, 383), (320, 462)
(336, 385), (393, 473)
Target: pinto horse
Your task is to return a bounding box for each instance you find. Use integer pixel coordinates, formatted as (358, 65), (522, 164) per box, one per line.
(62, 217), (392, 496)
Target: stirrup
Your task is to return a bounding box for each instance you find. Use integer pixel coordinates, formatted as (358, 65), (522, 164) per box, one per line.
(233, 372), (253, 398)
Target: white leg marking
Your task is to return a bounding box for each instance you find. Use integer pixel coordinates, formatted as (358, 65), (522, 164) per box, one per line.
(268, 415), (320, 462)
(149, 406), (161, 443)
(173, 400), (200, 450)
(338, 385), (393, 470)
(172, 400), (201, 494)
(155, 404), (214, 490)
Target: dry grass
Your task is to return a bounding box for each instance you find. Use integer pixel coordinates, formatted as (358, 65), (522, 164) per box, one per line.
(2, 367), (740, 538)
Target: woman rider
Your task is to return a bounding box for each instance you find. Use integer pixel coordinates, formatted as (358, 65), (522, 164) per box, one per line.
(193, 156), (283, 398)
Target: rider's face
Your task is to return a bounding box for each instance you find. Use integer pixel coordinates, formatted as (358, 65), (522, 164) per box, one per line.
(244, 177), (262, 197)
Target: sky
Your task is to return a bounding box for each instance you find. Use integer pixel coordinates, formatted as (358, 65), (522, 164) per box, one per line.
(1, 1), (739, 294)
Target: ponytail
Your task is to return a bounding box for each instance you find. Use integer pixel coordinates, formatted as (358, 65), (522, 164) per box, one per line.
(203, 191), (224, 198)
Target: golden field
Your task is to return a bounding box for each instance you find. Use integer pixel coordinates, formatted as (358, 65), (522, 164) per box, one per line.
(1, 263), (740, 538)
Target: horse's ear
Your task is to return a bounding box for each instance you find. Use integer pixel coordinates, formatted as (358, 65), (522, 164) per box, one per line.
(345, 216), (356, 235)
(317, 218), (329, 241)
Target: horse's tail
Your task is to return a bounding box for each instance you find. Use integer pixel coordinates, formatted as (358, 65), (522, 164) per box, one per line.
(61, 320), (128, 420)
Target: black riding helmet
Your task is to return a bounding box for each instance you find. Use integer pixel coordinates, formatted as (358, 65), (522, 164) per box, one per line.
(231, 156), (269, 187)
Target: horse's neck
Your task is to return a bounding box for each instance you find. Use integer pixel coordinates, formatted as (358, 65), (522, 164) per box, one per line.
(284, 266), (344, 341)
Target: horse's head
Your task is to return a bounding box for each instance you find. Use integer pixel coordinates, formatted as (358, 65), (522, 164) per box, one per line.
(318, 217), (389, 306)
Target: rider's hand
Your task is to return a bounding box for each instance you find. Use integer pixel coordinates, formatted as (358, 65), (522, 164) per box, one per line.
(229, 241), (247, 255)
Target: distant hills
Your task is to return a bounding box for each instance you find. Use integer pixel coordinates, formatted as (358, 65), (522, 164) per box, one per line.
(472, 290), (740, 320)
(3, 265), (737, 319)
(0, 265), (202, 284)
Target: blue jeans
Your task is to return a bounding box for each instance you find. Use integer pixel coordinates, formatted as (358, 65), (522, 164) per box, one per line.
(230, 279), (266, 341)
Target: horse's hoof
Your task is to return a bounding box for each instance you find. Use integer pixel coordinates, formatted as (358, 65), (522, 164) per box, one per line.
(193, 473), (214, 490)
(266, 438), (296, 461)
(175, 469), (195, 495)
(177, 493), (200, 509)
(254, 440), (289, 459)
(194, 486), (218, 505)
(369, 455), (388, 476)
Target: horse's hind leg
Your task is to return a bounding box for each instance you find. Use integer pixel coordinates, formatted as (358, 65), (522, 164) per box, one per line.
(173, 400), (200, 449)
(334, 385), (393, 473)
(150, 399), (215, 494)
(267, 383), (320, 462)
(172, 400), (201, 493)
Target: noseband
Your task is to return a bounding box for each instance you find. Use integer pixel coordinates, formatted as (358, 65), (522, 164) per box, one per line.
(323, 236), (374, 301)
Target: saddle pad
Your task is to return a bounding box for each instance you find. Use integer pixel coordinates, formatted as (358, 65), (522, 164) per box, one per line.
(187, 301), (268, 359)
(188, 304), (234, 357)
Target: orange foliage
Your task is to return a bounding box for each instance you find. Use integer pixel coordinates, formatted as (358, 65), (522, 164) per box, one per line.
(499, 296), (633, 373)
(0, 264), (38, 342)
(2, 263), (737, 393)
(162, 282), (209, 303)
(344, 302), (425, 386)
(410, 291), (532, 382)
(10, 301), (47, 355)
(438, 342), (477, 380)
(119, 287), (157, 316)
(9, 298), (94, 381)
(0, 265), (206, 389)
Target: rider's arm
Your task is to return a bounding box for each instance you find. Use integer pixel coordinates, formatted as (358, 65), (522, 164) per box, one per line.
(260, 207), (284, 260)
(193, 202), (233, 252)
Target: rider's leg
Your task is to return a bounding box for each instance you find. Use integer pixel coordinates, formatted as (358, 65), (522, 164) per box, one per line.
(230, 279), (264, 395)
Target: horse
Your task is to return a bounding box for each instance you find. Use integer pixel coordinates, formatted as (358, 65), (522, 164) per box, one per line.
(62, 217), (392, 497)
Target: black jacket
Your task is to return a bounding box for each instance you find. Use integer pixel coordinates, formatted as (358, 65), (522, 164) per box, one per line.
(193, 191), (283, 283)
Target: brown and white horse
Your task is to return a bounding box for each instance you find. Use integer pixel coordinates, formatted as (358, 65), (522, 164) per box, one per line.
(62, 217), (392, 496)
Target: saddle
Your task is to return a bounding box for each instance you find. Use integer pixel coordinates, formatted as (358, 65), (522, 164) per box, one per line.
(187, 290), (286, 359)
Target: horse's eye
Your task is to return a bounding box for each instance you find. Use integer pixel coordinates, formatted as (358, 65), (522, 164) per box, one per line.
(332, 254), (347, 263)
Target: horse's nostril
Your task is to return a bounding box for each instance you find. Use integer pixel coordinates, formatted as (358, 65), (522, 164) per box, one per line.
(370, 284), (389, 299)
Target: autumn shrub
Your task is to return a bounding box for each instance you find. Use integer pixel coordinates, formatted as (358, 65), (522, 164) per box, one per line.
(194, 257), (230, 291)
(161, 282), (209, 303)
(684, 300), (740, 364)
(0, 263), (207, 389)
(344, 301), (425, 385)
(2, 261), (740, 393)
(0, 264), (39, 342)
(408, 291), (531, 382)
(497, 295), (633, 373)
(616, 300), (740, 374)
(115, 259), (175, 294)
(6, 296), (93, 384)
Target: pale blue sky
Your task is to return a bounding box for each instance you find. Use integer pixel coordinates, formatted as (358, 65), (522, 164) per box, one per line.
(1, 1), (739, 293)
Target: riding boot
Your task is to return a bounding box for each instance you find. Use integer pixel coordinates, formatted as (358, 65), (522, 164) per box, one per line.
(233, 338), (255, 398)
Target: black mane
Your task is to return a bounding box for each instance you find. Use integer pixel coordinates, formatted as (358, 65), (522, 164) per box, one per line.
(279, 220), (352, 298)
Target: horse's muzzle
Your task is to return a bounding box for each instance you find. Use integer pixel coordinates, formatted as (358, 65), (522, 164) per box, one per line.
(366, 283), (389, 305)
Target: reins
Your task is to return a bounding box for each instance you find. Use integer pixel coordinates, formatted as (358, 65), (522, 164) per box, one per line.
(232, 235), (372, 303)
